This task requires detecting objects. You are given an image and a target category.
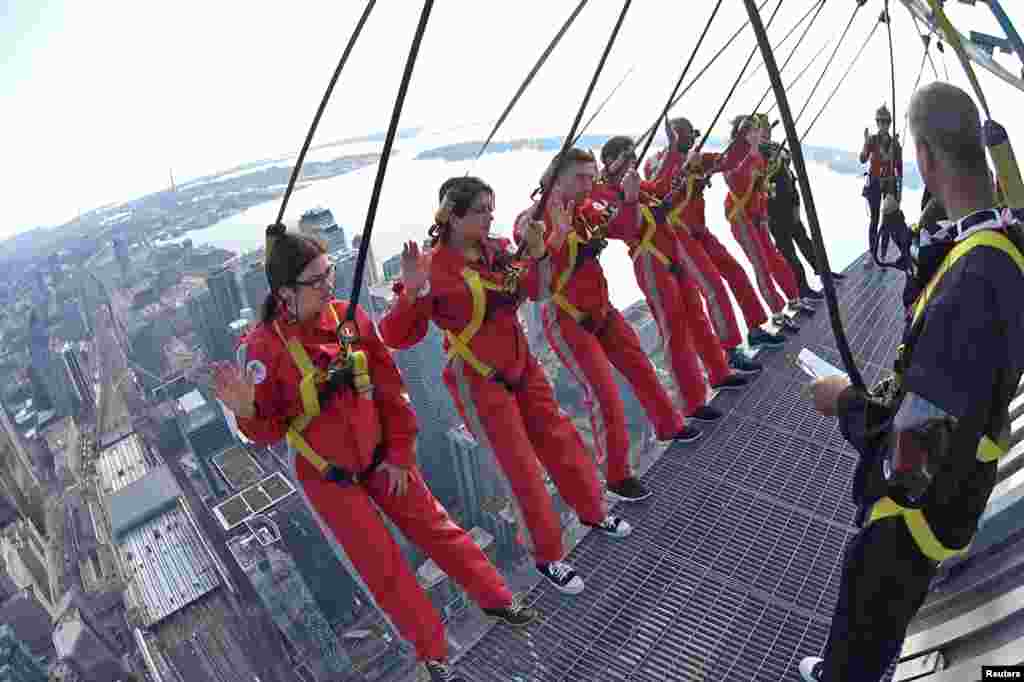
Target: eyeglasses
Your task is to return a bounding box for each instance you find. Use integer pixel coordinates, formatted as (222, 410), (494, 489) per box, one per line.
(294, 264), (336, 290)
(467, 205), (494, 216)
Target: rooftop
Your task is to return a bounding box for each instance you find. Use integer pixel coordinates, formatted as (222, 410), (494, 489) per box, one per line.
(95, 432), (151, 495)
(108, 463), (183, 541)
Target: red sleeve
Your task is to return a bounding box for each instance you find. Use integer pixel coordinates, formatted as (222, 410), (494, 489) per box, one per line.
(650, 149), (683, 191)
(597, 199), (641, 241)
(233, 332), (294, 445)
(356, 304), (419, 469)
(378, 281), (433, 350)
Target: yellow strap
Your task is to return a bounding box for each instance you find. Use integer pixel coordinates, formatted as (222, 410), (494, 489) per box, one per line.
(287, 428), (331, 474)
(552, 293), (586, 323)
(554, 232), (583, 295)
(444, 267), (503, 378)
(631, 206), (672, 268)
(868, 497), (970, 563)
(925, 0), (1024, 209)
(666, 175), (698, 227)
(727, 172), (760, 223)
(911, 230), (1024, 324)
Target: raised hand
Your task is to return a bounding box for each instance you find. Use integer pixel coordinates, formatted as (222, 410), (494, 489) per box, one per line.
(524, 220), (547, 259)
(212, 362), (256, 418)
(401, 240), (430, 294)
(622, 168), (641, 203)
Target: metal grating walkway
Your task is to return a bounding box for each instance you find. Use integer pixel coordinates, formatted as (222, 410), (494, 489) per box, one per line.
(457, 254), (907, 681)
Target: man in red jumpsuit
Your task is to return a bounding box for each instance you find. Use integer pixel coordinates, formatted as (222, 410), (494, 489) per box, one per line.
(644, 117), (788, 353)
(719, 114), (806, 332)
(515, 148), (700, 504)
(593, 135), (753, 424)
(215, 232), (533, 682)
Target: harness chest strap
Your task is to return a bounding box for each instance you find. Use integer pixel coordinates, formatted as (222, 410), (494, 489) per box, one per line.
(629, 205), (673, 269)
(445, 267), (508, 378)
(869, 230), (1024, 562)
(274, 304), (375, 476)
(727, 168), (764, 223)
(666, 174), (698, 228)
(550, 231), (588, 323)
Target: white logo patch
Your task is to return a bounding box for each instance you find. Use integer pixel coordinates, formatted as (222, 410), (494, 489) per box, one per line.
(246, 360), (267, 385)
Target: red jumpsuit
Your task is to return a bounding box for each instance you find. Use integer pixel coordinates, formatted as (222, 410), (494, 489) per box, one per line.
(645, 149), (769, 334)
(719, 141), (799, 314)
(378, 237), (607, 566)
(591, 161), (728, 414)
(514, 196), (686, 488)
(235, 300), (513, 663)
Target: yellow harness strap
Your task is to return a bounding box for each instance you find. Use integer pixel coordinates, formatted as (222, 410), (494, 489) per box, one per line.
(870, 230), (1024, 561)
(273, 304), (372, 475)
(666, 175), (698, 228)
(550, 231), (587, 322)
(727, 170), (763, 224)
(445, 267), (507, 378)
(629, 206), (673, 269)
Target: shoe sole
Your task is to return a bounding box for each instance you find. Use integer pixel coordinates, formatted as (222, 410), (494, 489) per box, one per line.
(711, 382), (747, 392)
(487, 612), (537, 628)
(688, 415), (722, 423)
(729, 365), (763, 376)
(540, 576), (585, 595)
(607, 489), (653, 502)
(674, 431), (703, 443)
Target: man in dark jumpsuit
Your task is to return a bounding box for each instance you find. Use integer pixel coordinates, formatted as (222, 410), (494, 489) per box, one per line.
(798, 82), (1024, 681)
(765, 145), (845, 301)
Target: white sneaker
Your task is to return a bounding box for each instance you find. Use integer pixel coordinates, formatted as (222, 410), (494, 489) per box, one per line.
(536, 561), (585, 595)
(799, 656), (824, 681)
(585, 514), (632, 538)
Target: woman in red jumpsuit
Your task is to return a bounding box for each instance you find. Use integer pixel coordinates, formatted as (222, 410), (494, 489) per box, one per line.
(719, 114), (803, 332)
(212, 231), (534, 682)
(379, 176), (631, 598)
(644, 116), (787, 353)
(593, 135), (751, 425)
(516, 148), (700, 505)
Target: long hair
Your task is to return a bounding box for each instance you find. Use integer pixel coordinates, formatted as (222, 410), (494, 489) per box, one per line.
(428, 176), (494, 247)
(261, 231), (327, 322)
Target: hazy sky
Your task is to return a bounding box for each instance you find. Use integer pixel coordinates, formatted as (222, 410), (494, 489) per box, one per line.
(4, 0), (1022, 237)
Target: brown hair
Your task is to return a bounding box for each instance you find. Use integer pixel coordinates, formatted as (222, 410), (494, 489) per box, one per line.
(261, 228), (327, 322)
(536, 147), (597, 195)
(428, 176), (494, 247)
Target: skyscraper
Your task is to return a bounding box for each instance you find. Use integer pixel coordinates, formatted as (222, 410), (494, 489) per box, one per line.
(61, 344), (95, 414)
(381, 254), (402, 282)
(351, 233), (380, 286)
(28, 312), (73, 418)
(299, 207), (347, 252)
(207, 266), (244, 334)
(332, 250), (372, 318)
(242, 262), (270, 320)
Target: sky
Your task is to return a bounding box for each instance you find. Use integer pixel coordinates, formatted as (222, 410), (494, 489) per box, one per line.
(3, 0), (1023, 237)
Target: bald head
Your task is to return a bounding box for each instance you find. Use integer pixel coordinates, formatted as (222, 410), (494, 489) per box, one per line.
(908, 82), (988, 177)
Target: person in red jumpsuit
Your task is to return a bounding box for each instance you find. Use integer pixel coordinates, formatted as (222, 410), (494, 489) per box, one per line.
(860, 104), (903, 267)
(212, 230), (535, 682)
(515, 148), (700, 505)
(644, 117), (787, 353)
(379, 176), (631, 598)
(719, 113), (805, 332)
(593, 135), (753, 422)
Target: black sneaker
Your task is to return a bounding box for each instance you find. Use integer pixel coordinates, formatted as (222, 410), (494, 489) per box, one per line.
(425, 660), (466, 682)
(773, 314), (801, 333)
(830, 271), (846, 281)
(728, 348), (763, 375)
(748, 328), (786, 349)
(536, 561), (584, 594)
(711, 375), (748, 392)
(798, 657), (824, 681)
(668, 425), (703, 443)
(482, 597), (538, 628)
(689, 405), (724, 422)
(790, 299), (817, 315)
(800, 288), (825, 301)
(607, 476), (652, 502)
(583, 514), (632, 538)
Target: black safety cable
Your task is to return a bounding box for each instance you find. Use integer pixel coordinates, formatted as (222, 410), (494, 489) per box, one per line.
(902, 36), (931, 146)
(870, 1), (904, 269)
(767, 37), (832, 115)
(569, 65), (636, 148)
(634, 0), (725, 166)
(750, 0), (828, 117)
(343, 1), (434, 326)
(692, 0), (788, 157)
(739, 0), (824, 90)
(937, 39), (951, 80)
(517, 0), (634, 259)
(741, 0), (867, 392)
(633, 0), (773, 151)
(909, 13), (941, 79)
(793, 1), (866, 128)
(473, 0), (588, 162)
(271, 1), (376, 227)
(800, 16), (882, 141)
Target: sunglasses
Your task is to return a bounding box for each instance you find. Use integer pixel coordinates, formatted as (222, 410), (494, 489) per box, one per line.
(294, 264), (336, 290)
